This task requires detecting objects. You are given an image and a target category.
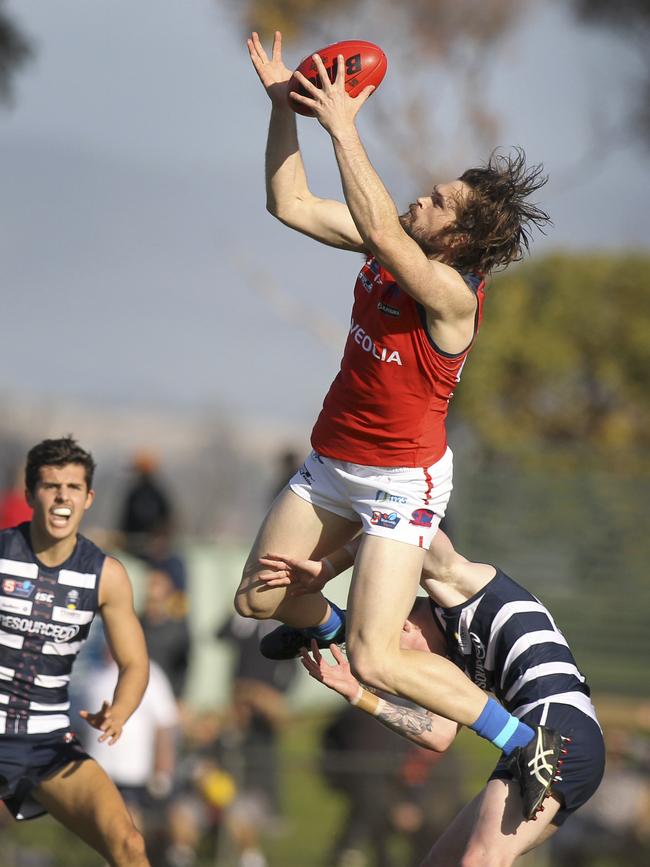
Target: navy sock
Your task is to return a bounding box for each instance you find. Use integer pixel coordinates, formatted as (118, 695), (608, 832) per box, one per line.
(470, 698), (535, 755)
(305, 600), (345, 641)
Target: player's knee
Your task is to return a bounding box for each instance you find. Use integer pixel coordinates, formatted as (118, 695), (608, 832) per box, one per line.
(117, 826), (147, 865)
(123, 828), (146, 864)
(347, 643), (396, 692)
(234, 572), (277, 620)
(233, 588), (258, 619)
(459, 846), (513, 867)
(233, 583), (274, 620)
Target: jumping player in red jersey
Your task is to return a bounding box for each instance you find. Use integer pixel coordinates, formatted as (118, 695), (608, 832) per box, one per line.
(236, 31), (556, 817)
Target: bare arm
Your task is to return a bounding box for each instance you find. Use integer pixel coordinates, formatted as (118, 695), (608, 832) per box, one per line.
(249, 31), (364, 251)
(374, 700), (458, 750)
(148, 726), (176, 799)
(421, 529), (496, 608)
(301, 641), (458, 752)
(80, 557), (149, 744)
(330, 126), (471, 317)
(292, 54), (476, 326)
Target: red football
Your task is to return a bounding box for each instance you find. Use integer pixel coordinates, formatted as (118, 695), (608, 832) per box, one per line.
(288, 40), (387, 117)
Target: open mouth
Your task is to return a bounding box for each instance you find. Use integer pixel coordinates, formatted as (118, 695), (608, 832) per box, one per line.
(50, 507), (72, 528)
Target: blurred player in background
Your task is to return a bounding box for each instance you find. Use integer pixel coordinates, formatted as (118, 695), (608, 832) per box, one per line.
(0, 437), (151, 867)
(118, 450), (174, 557)
(235, 31), (558, 816)
(83, 649), (178, 843)
(140, 567), (191, 703)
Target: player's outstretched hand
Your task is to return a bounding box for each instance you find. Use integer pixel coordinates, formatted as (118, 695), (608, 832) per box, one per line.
(291, 52), (374, 132)
(257, 553), (332, 596)
(79, 700), (124, 745)
(247, 30), (292, 106)
(300, 640), (359, 701)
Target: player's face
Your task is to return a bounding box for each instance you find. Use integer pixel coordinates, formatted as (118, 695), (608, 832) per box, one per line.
(399, 617), (430, 653)
(400, 180), (469, 248)
(27, 464), (94, 542)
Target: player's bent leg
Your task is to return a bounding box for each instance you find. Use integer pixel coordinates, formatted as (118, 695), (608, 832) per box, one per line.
(32, 758), (149, 867)
(421, 779), (559, 867)
(346, 535), (491, 726)
(344, 534), (424, 686)
(235, 486), (358, 627)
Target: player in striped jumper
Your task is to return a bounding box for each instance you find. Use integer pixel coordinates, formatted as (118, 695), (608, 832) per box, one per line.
(259, 534), (604, 855)
(0, 437), (151, 867)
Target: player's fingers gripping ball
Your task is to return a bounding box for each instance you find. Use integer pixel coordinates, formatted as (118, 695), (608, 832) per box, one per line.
(288, 39), (387, 116)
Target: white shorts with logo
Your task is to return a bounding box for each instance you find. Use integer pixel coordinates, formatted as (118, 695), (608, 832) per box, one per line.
(289, 448), (453, 549)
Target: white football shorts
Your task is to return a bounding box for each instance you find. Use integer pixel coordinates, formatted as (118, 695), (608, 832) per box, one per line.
(288, 448), (453, 549)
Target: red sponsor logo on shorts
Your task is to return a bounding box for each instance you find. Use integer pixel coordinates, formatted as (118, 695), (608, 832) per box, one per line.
(409, 508), (435, 528)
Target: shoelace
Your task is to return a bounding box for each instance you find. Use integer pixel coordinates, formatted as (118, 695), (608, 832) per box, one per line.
(526, 729), (556, 785)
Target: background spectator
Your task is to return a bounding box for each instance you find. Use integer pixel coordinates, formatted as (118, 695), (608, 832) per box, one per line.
(166, 710), (236, 867)
(319, 701), (464, 867)
(141, 568), (191, 703)
(215, 613), (300, 867)
(82, 650), (179, 866)
(119, 451), (174, 557)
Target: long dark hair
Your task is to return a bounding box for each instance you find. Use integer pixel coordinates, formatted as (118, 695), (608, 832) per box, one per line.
(443, 148), (551, 275)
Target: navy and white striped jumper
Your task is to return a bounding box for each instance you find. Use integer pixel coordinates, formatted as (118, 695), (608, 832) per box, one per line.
(0, 523), (104, 736)
(430, 568), (598, 725)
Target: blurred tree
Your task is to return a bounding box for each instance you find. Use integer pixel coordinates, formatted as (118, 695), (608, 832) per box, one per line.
(227, 0), (348, 42)
(226, 0), (530, 186)
(569, 0), (650, 148)
(0, 1), (33, 104)
(454, 253), (650, 471)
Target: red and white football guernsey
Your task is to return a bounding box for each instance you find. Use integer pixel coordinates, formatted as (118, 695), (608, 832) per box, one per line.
(311, 257), (486, 468)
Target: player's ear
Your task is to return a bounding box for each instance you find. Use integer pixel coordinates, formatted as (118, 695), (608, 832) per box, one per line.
(25, 487), (34, 508)
(402, 619), (413, 633)
(84, 488), (95, 510)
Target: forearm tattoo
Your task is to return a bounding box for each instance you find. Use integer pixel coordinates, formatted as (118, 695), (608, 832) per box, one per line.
(375, 700), (436, 745)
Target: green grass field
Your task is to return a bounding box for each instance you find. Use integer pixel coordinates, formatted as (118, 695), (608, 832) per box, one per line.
(0, 713), (494, 867)
(1, 712), (643, 867)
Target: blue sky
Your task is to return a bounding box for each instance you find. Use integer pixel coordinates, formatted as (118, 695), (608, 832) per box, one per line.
(1, 0), (648, 434)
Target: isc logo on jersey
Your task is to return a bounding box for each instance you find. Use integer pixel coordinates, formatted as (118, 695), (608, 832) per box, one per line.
(35, 591), (54, 604)
(350, 320), (402, 365)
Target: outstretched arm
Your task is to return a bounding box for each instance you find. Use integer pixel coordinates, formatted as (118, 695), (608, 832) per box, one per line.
(302, 641), (458, 752)
(249, 31), (364, 251)
(292, 53), (474, 322)
(80, 557), (149, 744)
